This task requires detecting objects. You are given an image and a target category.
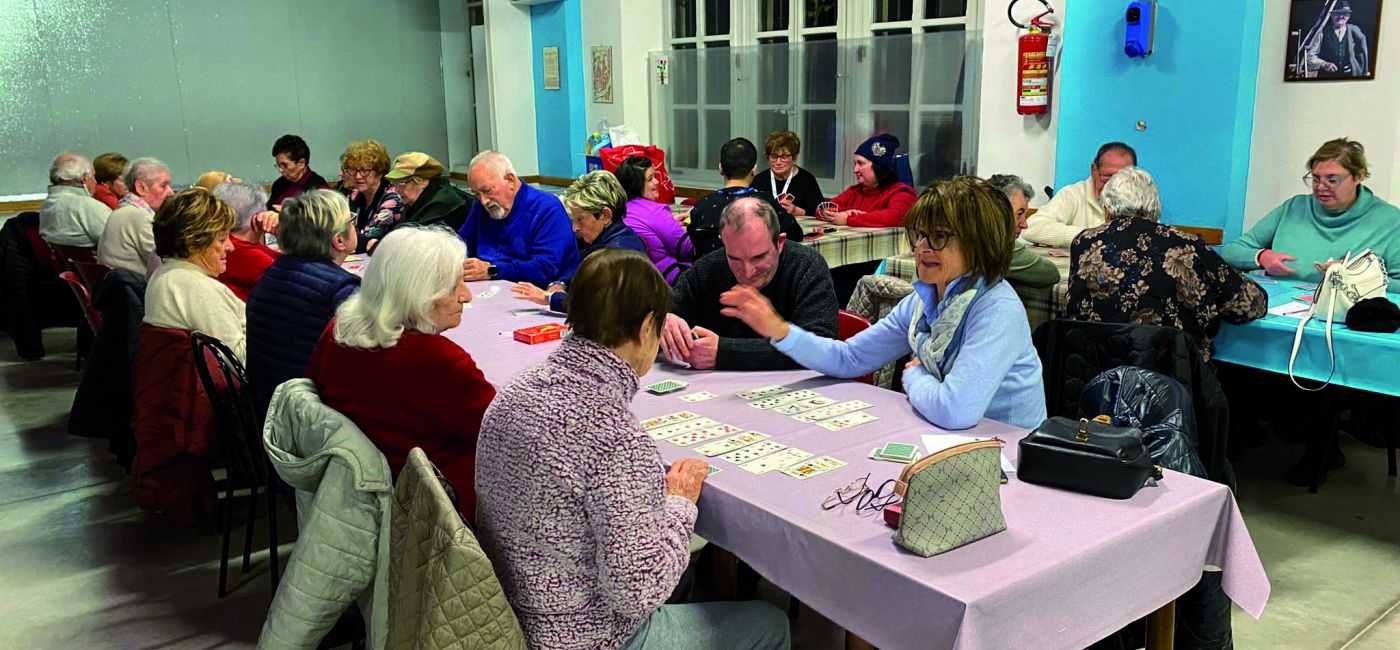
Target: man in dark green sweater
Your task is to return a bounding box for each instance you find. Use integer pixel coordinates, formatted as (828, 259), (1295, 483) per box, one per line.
(662, 197), (839, 371)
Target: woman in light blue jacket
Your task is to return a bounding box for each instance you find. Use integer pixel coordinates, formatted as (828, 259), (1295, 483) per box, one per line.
(720, 176), (1047, 430)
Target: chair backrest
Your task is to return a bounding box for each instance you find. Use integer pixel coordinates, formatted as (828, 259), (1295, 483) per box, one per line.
(59, 271), (102, 332)
(23, 222), (64, 275)
(50, 243), (98, 274)
(894, 154), (915, 187)
(72, 260), (113, 294)
(837, 310), (874, 384)
(190, 332), (266, 485)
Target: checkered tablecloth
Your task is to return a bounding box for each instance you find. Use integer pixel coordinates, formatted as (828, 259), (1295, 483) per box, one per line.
(882, 246), (1072, 331)
(669, 201), (910, 269)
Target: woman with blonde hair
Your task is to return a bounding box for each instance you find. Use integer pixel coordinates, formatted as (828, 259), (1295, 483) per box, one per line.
(194, 170), (239, 191)
(143, 188), (246, 359)
(338, 139), (403, 251)
(305, 226), (493, 519)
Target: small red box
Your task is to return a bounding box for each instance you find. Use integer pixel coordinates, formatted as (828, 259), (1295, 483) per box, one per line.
(514, 324), (567, 345)
(883, 503), (902, 529)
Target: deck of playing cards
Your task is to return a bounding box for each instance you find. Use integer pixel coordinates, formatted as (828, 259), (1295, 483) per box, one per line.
(869, 442), (920, 464)
(645, 379), (689, 395)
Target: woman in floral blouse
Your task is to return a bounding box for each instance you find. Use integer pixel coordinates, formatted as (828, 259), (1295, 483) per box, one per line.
(338, 139), (403, 252)
(1066, 166), (1267, 360)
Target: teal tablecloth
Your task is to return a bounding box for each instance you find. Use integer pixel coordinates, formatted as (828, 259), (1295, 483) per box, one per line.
(1213, 275), (1400, 397)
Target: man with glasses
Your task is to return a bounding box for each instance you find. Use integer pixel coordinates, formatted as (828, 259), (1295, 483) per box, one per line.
(1023, 142), (1137, 247)
(267, 134), (329, 209)
(456, 150), (579, 287)
(1220, 137), (1400, 290)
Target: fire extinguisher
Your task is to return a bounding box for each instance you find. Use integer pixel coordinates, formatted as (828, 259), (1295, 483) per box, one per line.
(1011, 0), (1059, 116)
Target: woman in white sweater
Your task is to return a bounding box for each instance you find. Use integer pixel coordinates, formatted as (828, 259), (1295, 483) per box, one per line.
(144, 188), (247, 360)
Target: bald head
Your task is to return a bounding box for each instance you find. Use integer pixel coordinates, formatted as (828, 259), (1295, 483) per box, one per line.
(50, 153), (95, 192)
(467, 150), (522, 219)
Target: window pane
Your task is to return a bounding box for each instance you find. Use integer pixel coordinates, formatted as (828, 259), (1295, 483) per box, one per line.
(919, 28), (966, 105)
(674, 0), (697, 38)
(803, 110), (838, 179)
(468, 6), (484, 27)
(705, 109), (733, 169)
(757, 110), (790, 143)
(916, 110), (963, 185)
(875, 0), (913, 23)
(704, 45), (731, 104)
(804, 0), (838, 28)
(672, 47), (698, 104)
(925, 0), (967, 19)
(872, 111), (911, 149)
(760, 0), (790, 32)
(803, 35), (838, 104)
(871, 33), (912, 105)
(757, 40), (789, 105)
(674, 109), (700, 168)
(705, 0), (731, 36)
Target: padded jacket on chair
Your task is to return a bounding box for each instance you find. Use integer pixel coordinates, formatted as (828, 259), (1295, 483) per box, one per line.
(68, 269), (146, 467)
(846, 274), (915, 390)
(0, 211), (78, 358)
(1033, 320), (1234, 488)
(130, 325), (222, 526)
(261, 379), (391, 650)
(388, 448), (526, 650)
(1080, 366), (1210, 479)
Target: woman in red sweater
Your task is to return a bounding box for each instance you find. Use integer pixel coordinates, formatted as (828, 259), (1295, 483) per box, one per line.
(213, 181), (281, 301)
(821, 133), (918, 228)
(305, 226), (494, 520)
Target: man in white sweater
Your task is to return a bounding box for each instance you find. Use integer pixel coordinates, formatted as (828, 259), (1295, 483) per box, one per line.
(97, 157), (174, 275)
(1022, 142), (1137, 247)
(39, 153), (111, 247)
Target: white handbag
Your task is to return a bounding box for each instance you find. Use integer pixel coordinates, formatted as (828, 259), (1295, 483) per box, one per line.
(1288, 249), (1389, 390)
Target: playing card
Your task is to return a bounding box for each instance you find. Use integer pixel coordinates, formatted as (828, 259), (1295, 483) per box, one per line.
(718, 440), (788, 464)
(646, 379), (689, 395)
(817, 411), (880, 431)
(666, 424), (745, 447)
(680, 391), (717, 403)
(795, 400), (874, 422)
(876, 442), (919, 461)
(647, 417), (718, 440)
(694, 431), (770, 456)
(773, 396), (838, 415)
(737, 385), (788, 400)
(869, 447), (919, 464)
(640, 411), (699, 431)
(739, 447), (813, 474)
(748, 389), (821, 410)
(781, 456), (847, 479)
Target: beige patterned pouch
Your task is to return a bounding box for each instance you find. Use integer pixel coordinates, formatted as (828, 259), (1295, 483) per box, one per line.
(892, 439), (1007, 557)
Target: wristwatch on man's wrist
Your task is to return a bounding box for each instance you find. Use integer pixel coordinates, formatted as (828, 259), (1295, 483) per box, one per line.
(487, 264), (500, 280)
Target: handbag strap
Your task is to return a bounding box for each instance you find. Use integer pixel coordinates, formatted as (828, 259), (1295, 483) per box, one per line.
(1289, 271), (1339, 391)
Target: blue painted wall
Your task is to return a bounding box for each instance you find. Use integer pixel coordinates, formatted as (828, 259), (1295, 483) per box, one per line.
(1055, 1), (1264, 240)
(531, 0), (587, 178)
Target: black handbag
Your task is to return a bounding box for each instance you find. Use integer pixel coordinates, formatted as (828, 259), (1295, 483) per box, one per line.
(1017, 416), (1163, 499)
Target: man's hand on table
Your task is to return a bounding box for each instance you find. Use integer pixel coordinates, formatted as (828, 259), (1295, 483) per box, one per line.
(661, 313), (694, 363)
(464, 258), (492, 281)
(687, 327), (719, 370)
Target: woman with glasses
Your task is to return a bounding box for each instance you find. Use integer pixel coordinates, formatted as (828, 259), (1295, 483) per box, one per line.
(1220, 138), (1400, 289)
(383, 151), (467, 238)
(719, 176), (1046, 430)
(750, 131), (825, 218)
(338, 140), (403, 252)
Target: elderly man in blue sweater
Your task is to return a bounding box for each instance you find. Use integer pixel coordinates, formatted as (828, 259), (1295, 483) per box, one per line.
(458, 151), (580, 286)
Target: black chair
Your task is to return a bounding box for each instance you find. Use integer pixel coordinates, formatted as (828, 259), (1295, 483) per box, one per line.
(190, 332), (280, 598)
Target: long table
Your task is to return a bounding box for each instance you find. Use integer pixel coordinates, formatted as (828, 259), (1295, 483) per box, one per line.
(443, 281), (1269, 649)
(884, 246), (1072, 331)
(1213, 275), (1400, 397)
(668, 200), (909, 269)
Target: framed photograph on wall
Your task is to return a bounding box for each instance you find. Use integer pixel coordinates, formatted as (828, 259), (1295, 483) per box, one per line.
(592, 46), (614, 103)
(1285, 0), (1382, 81)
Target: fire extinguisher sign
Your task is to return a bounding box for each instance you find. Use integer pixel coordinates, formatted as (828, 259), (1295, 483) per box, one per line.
(1020, 50), (1049, 107)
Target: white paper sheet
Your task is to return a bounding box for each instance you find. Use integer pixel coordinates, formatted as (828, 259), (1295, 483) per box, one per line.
(1267, 301), (1311, 319)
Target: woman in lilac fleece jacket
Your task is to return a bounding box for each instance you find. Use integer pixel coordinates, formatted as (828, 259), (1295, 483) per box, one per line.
(616, 156), (695, 284)
(475, 249), (788, 650)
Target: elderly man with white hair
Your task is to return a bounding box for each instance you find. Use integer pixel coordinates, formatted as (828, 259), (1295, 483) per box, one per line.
(39, 153), (111, 247)
(97, 156), (175, 275)
(212, 181), (281, 301)
(456, 150), (579, 287)
(1065, 166), (1266, 361)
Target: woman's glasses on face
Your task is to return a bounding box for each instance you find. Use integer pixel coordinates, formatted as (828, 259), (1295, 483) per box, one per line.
(767, 153), (794, 162)
(821, 473), (900, 512)
(1303, 173), (1351, 188)
(343, 168), (375, 178)
(907, 229), (955, 251)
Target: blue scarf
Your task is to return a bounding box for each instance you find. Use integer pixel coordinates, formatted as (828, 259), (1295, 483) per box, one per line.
(908, 275), (992, 381)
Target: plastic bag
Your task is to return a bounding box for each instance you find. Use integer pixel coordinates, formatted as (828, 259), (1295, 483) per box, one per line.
(600, 145), (676, 205)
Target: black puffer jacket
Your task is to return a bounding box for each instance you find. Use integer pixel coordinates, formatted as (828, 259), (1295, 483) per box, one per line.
(67, 268), (146, 469)
(0, 212), (78, 359)
(1080, 366), (1209, 479)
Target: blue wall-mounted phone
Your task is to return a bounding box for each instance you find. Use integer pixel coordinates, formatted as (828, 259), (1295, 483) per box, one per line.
(1125, 1), (1157, 58)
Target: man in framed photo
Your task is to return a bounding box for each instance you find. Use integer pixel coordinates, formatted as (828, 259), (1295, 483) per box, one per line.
(1308, 1), (1371, 77)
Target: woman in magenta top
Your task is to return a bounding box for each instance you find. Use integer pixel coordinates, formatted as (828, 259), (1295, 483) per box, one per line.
(305, 226), (494, 520)
(821, 133), (918, 228)
(615, 156), (694, 284)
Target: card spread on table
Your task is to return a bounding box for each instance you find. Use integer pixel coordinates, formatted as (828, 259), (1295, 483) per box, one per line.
(680, 391), (717, 403)
(773, 396), (839, 415)
(647, 417), (719, 440)
(477, 285), (502, 299)
(781, 456), (846, 479)
(646, 379), (689, 395)
(694, 431), (770, 456)
(737, 385), (788, 400)
(740, 447), (814, 474)
(718, 440), (788, 464)
(817, 411), (879, 431)
(666, 424), (745, 447)
(796, 400), (874, 422)
(748, 389), (821, 410)
(640, 411), (700, 431)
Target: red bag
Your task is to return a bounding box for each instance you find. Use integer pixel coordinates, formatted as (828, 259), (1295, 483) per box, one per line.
(599, 145), (677, 205)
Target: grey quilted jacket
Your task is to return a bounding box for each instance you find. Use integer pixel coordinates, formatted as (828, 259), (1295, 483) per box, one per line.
(388, 448), (526, 650)
(259, 379), (392, 650)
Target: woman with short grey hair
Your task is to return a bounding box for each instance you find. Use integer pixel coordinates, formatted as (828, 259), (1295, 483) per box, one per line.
(1066, 166), (1266, 361)
(988, 173), (1059, 288)
(213, 181), (281, 301)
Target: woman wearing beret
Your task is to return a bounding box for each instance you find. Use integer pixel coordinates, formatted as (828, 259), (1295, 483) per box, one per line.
(820, 133), (918, 228)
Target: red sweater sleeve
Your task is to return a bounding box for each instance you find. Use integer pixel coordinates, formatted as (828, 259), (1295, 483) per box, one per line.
(848, 184), (918, 228)
(830, 185), (858, 211)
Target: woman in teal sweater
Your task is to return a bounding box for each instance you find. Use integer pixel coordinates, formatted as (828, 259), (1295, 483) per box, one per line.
(1220, 138), (1400, 291)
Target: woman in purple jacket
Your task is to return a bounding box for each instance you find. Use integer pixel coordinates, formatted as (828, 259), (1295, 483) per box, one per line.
(616, 156), (695, 284)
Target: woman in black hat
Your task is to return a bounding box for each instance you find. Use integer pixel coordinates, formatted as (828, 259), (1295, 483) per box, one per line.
(820, 133), (918, 228)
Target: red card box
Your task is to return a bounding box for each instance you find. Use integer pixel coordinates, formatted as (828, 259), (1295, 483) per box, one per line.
(883, 503), (901, 529)
(514, 324), (567, 345)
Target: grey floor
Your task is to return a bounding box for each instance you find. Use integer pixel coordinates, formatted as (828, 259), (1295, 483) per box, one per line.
(1, 328), (1396, 649)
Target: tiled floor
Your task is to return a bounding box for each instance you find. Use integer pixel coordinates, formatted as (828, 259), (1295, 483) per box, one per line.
(0, 327), (1396, 649)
